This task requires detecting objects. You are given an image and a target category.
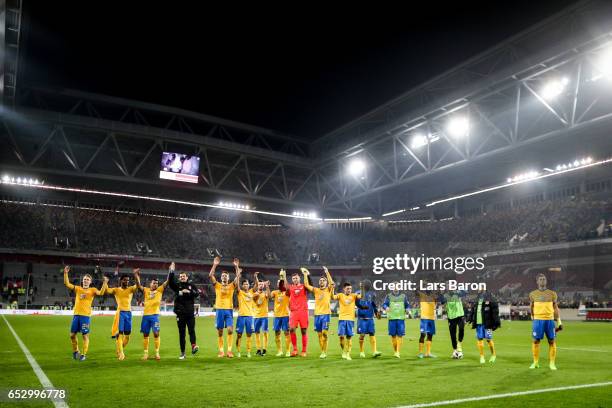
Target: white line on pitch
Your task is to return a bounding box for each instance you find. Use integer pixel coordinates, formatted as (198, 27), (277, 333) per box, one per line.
(2, 315), (69, 408)
(395, 381), (612, 408)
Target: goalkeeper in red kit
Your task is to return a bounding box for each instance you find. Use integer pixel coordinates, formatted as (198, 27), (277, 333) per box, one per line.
(278, 269), (309, 357)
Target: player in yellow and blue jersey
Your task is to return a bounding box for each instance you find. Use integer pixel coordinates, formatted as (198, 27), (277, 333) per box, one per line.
(418, 290), (438, 358)
(63, 265), (108, 361)
(302, 266), (334, 359)
(253, 272), (271, 356)
(271, 277), (291, 357)
(356, 283), (382, 358)
(235, 275), (256, 358)
(333, 281), (362, 360)
(106, 273), (138, 360)
(134, 265), (169, 361)
(209, 256), (241, 358)
(529, 273), (562, 370)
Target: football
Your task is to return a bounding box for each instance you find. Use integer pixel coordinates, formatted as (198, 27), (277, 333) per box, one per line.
(451, 350), (464, 359)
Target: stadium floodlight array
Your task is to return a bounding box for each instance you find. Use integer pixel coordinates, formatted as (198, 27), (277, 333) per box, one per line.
(323, 216), (372, 223)
(2, 175), (41, 185)
(506, 171), (540, 184)
(410, 132), (440, 149)
(218, 201), (250, 210)
(292, 210), (318, 219)
(347, 158), (366, 177)
(446, 116), (469, 138)
(554, 156), (593, 171)
(592, 45), (612, 81)
(540, 77), (570, 100)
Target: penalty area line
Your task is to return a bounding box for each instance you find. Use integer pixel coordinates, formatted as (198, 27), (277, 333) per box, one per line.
(395, 381), (612, 408)
(2, 315), (69, 408)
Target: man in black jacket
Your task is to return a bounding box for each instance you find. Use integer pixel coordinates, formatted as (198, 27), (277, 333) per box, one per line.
(466, 291), (500, 364)
(167, 262), (200, 359)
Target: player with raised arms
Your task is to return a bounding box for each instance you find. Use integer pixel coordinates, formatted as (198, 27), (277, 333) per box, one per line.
(63, 265), (108, 361)
(133, 265), (169, 361)
(235, 273), (256, 358)
(382, 285), (410, 358)
(106, 273), (138, 360)
(270, 275), (291, 357)
(278, 269), (309, 357)
(333, 281), (363, 360)
(301, 266), (334, 359)
(253, 273), (271, 356)
(529, 273), (562, 370)
(209, 256), (241, 358)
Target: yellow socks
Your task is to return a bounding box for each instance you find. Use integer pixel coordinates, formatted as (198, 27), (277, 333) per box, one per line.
(397, 337), (403, 353)
(246, 336), (252, 353)
(347, 338), (353, 353)
(359, 338), (365, 353)
(426, 340), (431, 355)
(122, 334), (130, 347)
(236, 336), (242, 351)
(284, 334), (291, 352)
(477, 340), (484, 356)
(82, 337), (89, 355)
(263, 332), (268, 349)
(218, 335), (224, 352)
(143, 337), (150, 353)
(549, 342), (557, 363)
(418, 340), (423, 354)
(116, 334), (124, 355)
(255, 334), (262, 349)
(275, 333), (282, 351)
(227, 333), (233, 351)
(154, 336), (160, 353)
(318, 332), (323, 350)
(322, 330), (329, 352)
(70, 336), (79, 353)
(532, 342), (540, 363)
(340, 337), (345, 351)
(370, 336), (377, 353)
(488, 340), (496, 355)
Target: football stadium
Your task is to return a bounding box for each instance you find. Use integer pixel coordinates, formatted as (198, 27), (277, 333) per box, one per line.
(1, 1), (612, 407)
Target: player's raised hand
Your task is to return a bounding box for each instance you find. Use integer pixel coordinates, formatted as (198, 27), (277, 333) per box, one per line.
(103, 276), (109, 283)
(233, 258), (240, 268)
(300, 267), (310, 276)
(169, 262), (176, 272)
(322, 266), (329, 274)
(133, 268), (140, 276)
(213, 256), (221, 266)
(63, 265), (70, 274)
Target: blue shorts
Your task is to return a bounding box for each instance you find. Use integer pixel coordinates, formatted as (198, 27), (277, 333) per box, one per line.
(532, 319), (556, 341)
(420, 319), (436, 335)
(314, 314), (331, 332)
(215, 309), (233, 329)
(273, 316), (289, 332)
(236, 316), (254, 335)
(357, 318), (376, 335)
(254, 317), (269, 333)
(70, 315), (91, 334)
(338, 320), (354, 337)
(388, 319), (405, 336)
(141, 314), (160, 334)
(476, 324), (493, 340)
(119, 311), (132, 333)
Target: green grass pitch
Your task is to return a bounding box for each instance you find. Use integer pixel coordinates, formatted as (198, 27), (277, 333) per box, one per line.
(1, 316), (611, 407)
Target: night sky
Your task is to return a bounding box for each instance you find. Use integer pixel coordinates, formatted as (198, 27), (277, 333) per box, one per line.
(21, 1), (579, 139)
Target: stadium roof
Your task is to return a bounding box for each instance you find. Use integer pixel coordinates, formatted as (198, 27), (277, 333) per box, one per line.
(1, 0), (612, 220)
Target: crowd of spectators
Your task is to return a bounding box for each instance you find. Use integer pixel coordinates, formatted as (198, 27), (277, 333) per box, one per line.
(0, 193), (610, 266)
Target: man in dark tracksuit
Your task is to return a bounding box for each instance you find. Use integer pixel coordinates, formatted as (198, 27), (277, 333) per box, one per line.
(466, 291), (501, 364)
(167, 263), (200, 359)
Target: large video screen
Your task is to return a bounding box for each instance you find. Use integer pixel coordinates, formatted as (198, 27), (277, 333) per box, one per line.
(159, 152), (200, 184)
